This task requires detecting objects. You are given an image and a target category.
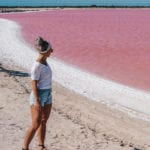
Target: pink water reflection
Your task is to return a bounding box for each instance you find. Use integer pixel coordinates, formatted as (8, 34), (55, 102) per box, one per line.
(1, 9), (150, 91)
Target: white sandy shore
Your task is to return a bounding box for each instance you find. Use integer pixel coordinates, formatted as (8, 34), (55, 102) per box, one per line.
(1, 18), (150, 121)
(0, 63), (150, 150)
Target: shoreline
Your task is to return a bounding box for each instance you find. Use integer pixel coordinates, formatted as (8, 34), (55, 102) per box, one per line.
(1, 7), (150, 13)
(0, 63), (150, 150)
(1, 12), (150, 122)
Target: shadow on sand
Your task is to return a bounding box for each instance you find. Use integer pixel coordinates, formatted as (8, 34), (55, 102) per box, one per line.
(0, 64), (29, 77)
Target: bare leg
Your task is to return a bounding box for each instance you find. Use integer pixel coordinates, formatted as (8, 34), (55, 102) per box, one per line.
(37, 104), (52, 149)
(23, 106), (41, 149)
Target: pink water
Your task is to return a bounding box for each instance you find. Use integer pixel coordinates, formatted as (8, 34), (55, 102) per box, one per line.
(1, 9), (150, 91)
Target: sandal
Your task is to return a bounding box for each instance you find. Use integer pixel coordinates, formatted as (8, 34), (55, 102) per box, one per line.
(38, 144), (47, 150)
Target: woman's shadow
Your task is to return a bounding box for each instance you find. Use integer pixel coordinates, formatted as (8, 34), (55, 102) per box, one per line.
(0, 64), (29, 77)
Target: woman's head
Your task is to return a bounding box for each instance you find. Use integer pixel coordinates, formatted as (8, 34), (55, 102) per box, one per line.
(35, 36), (53, 56)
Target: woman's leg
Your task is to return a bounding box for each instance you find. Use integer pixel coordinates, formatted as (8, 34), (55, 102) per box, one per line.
(23, 105), (41, 149)
(37, 104), (52, 148)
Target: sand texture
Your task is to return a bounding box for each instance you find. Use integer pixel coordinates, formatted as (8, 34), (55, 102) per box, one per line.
(0, 63), (150, 150)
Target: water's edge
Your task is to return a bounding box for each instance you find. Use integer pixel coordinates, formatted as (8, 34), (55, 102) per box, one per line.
(0, 18), (150, 122)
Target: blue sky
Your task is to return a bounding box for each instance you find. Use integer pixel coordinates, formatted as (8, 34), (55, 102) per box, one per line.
(0, 0), (150, 6)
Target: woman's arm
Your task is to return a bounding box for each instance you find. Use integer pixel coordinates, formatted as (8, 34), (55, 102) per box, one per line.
(32, 80), (41, 110)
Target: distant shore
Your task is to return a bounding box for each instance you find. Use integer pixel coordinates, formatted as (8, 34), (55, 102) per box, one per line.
(0, 6), (150, 13)
(0, 7), (60, 13)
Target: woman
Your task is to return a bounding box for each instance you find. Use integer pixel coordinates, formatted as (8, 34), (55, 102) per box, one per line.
(22, 37), (53, 150)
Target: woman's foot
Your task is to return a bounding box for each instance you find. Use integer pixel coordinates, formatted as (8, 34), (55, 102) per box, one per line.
(38, 144), (47, 150)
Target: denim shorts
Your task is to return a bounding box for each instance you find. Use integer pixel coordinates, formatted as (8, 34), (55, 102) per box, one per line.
(29, 89), (52, 106)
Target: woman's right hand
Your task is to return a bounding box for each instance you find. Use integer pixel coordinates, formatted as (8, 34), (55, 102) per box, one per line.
(35, 101), (41, 112)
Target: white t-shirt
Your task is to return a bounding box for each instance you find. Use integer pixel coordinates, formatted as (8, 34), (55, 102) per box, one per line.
(31, 61), (52, 89)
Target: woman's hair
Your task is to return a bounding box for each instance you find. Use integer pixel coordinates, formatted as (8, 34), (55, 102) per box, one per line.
(35, 36), (50, 53)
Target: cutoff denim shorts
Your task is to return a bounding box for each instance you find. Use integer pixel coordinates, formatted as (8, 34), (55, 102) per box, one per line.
(29, 89), (52, 106)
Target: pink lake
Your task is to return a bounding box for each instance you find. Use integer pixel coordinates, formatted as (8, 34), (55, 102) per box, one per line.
(1, 9), (150, 91)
